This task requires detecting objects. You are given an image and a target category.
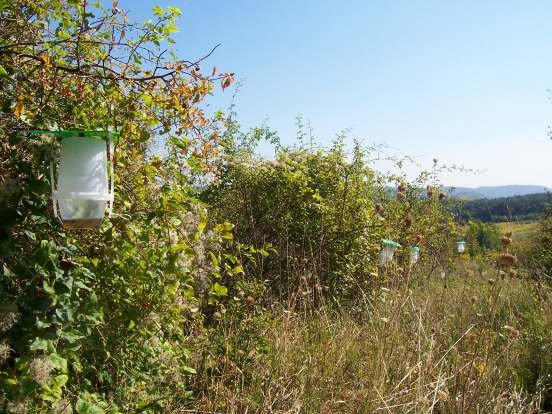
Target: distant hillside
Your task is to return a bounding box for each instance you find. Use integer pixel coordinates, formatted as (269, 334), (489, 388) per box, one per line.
(445, 185), (551, 199)
(454, 192), (552, 222)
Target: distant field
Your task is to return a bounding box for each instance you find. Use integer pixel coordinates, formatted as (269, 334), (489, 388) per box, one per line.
(495, 221), (540, 239)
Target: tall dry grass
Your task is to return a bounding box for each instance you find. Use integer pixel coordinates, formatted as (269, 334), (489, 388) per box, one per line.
(184, 261), (552, 413)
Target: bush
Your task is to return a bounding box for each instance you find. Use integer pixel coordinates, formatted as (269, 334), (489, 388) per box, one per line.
(204, 142), (383, 301)
(465, 220), (501, 256)
(204, 131), (459, 302)
(0, 2), (251, 411)
(524, 203), (552, 283)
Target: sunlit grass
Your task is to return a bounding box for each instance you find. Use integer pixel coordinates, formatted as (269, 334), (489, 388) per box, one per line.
(496, 221), (540, 239)
(191, 262), (552, 413)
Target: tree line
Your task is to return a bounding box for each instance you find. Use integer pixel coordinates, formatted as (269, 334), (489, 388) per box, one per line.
(453, 192), (551, 223)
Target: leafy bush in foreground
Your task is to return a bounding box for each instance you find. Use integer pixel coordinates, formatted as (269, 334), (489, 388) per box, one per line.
(0, 1), (249, 411)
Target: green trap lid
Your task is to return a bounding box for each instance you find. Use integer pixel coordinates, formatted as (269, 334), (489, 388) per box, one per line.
(30, 130), (120, 138)
(382, 239), (401, 248)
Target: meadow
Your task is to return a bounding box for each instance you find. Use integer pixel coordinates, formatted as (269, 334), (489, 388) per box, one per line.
(496, 222), (540, 240)
(192, 260), (552, 413)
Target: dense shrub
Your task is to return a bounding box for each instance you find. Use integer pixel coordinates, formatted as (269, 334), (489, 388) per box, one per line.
(204, 142), (383, 301)
(465, 220), (501, 256)
(204, 130), (459, 301)
(523, 203), (552, 283)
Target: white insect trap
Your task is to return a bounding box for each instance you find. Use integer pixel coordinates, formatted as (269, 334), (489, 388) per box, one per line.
(32, 130), (118, 229)
(410, 245), (420, 264)
(380, 239), (401, 264)
(457, 241), (466, 253)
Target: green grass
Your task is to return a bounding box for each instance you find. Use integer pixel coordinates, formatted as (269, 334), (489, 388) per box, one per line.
(495, 221), (540, 239)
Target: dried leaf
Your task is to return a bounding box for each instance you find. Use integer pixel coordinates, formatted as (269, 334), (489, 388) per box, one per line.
(37, 51), (51, 66)
(221, 73), (235, 90)
(13, 102), (24, 119)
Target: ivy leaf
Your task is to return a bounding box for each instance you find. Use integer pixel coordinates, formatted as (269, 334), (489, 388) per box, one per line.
(76, 399), (105, 414)
(30, 337), (53, 352)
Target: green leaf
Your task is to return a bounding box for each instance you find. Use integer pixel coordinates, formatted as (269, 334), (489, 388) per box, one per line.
(0, 64), (8, 79)
(142, 94), (152, 106)
(128, 320), (136, 330)
(23, 230), (36, 241)
(213, 283), (227, 297)
(167, 6), (182, 16)
(3, 378), (17, 386)
(52, 373), (68, 388)
(30, 338), (53, 352)
(36, 319), (52, 329)
(43, 280), (56, 296)
(47, 353), (68, 373)
(182, 365), (196, 374)
(76, 399), (105, 414)
(209, 252), (219, 267)
(60, 330), (85, 343)
(171, 243), (189, 253)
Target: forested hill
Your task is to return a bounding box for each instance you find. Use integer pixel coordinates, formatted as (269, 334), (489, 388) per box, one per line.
(455, 192), (551, 222)
(445, 185), (550, 199)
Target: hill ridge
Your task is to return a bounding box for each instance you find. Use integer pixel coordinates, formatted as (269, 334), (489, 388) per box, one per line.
(444, 185), (550, 199)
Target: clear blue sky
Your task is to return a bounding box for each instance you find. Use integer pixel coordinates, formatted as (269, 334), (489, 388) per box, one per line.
(120, 0), (552, 188)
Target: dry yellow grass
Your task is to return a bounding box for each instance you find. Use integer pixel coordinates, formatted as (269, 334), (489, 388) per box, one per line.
(188, 262), (552, 413)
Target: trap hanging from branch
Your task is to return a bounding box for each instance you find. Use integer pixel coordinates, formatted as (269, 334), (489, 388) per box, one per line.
(31, 130), (119, 229)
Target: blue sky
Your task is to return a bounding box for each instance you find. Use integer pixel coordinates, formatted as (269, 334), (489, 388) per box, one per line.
(120, 0), (552, 188)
